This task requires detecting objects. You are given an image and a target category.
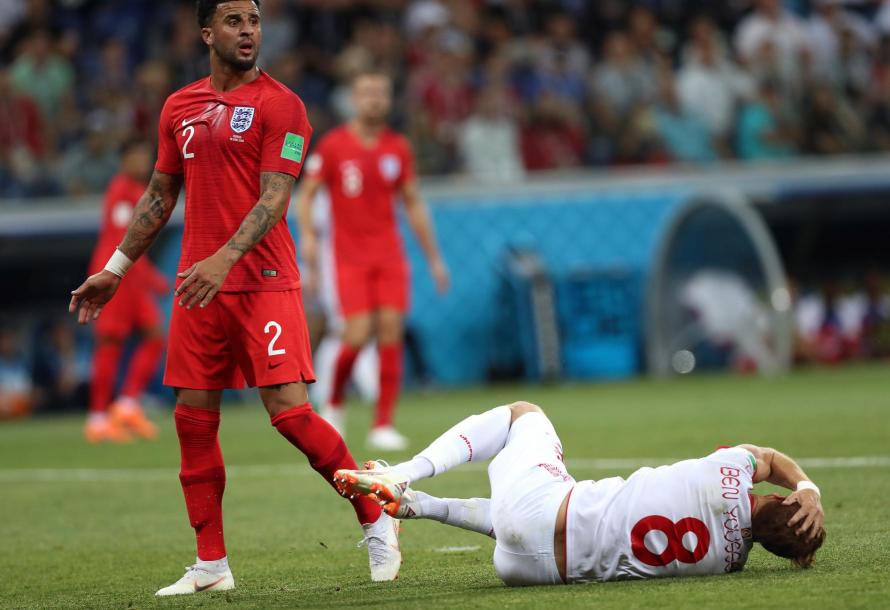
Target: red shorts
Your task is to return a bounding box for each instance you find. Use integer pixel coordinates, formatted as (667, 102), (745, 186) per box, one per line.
(336, 260), (409, 317)
(95, 280), (162, 339)
(164, 290), (315, 390)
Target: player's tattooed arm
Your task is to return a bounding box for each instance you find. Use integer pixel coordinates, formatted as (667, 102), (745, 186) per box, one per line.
(119, 170), (184, 260)
(69, 170), (182, 324)
(223, 171), (295, 260)
(175, 172), (295, 310)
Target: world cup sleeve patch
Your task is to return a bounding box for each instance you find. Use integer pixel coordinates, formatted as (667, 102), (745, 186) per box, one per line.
(281, 132), (305, 163)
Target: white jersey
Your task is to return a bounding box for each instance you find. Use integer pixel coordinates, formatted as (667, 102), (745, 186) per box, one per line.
(566, 447), (756, 582)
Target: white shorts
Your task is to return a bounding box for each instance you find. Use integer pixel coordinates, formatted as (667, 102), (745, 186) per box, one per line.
(488, 412), (575, 586)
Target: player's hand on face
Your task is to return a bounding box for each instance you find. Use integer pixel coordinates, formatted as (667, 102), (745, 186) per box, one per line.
(175, 251), (233, 310)
(783, 489), (824, 540)
(69, 270), (121, 324)
(431, 257), (450, 294)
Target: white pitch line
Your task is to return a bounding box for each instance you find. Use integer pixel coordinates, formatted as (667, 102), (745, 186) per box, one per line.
(0, 456), (887, 484)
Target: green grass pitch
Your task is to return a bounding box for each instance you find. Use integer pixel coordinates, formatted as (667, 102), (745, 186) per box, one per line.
(1, 365), (889, 609)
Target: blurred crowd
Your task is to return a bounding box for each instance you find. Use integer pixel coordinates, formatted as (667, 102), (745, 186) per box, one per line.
(6, 0), (890, 198)
(0, 318), (92, 418)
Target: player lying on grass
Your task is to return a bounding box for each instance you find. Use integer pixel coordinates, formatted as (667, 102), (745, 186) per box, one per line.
(336, 401), (825, 585)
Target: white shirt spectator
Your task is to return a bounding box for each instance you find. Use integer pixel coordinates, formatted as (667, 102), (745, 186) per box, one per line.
(734, 3), (811, 91)
(458, 115), (525, 184)
(404, 1), (450, 39)
(677, 57), (752, 139)
(458, 87), (525, 183)
(807, 0), (876, 87)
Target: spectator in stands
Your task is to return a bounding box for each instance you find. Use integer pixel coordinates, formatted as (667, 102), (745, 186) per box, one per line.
(527, 11), (589, 108)
(5, 0), (890, 201)
(329, 19), (381, 122)
(836, 26), (875, 101)
(258, 0), (296, 67)
(806, 0), (876, 93)
(589, 30), (656, 123)
(131, 60), (172, 141)
(9, 28), (74, 134)
(0, 66), (53, 198)
(0, 325), (33, 419)
(800, 82), (864, 155)
(31, 319), (91, 413)
(736, 79), (797, 161)
(161, 2), (207, 90)
(588, 30), (657, 164)
(734, 0), (811, 96)
(678, 16), (753, 157)
(408, 29), (475, 174)
(520, 91), (586, 171)
(627, 6), (673, 70)
(404, 0), (450, 70)
(55, 112), (119, 196)
(650, 71), (717, 164)
(458, 84), (525, 183)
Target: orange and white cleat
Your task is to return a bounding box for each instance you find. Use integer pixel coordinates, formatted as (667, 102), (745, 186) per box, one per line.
(334, 460), (410, 508)
(110, 399), (158, 440)
(84, 416), (132, 444)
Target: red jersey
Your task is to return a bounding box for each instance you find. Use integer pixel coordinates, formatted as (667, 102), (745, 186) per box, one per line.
(305, 126), (415, 266)
(155, 71), (312, 292)
(89, 172), (155, 280)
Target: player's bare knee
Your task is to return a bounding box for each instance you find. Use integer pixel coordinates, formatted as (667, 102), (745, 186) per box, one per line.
(508, 401), (543, 423)
(175, 388), (222, 410)
(260, 382), (309, 417)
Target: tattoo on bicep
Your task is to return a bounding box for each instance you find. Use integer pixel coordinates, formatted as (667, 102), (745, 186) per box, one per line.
(119, 171), (182, 259)
(226, 172), (294, 254)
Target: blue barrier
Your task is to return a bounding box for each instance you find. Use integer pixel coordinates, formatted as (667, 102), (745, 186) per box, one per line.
(400, 189), (688, 384)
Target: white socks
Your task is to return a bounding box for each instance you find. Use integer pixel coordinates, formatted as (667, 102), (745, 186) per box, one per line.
(391, 456), (435, 483)
(411, 491), (494, 539)
(397, 406), (512, 479)
(196, 556), (229, 573)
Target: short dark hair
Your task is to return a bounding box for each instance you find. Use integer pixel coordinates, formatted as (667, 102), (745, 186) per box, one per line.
(753, 498), (826, 569)
(196, 0), (260, 28)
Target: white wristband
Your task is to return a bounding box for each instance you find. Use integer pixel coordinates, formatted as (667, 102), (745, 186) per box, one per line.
(796, 480), (820, 496)
(104, 248), (134, 278)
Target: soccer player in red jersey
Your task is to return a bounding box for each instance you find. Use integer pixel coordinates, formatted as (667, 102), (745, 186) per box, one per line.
(296, 70), (449, 451)
(84, 137), (166, 444)
(68, 1), (399, 595)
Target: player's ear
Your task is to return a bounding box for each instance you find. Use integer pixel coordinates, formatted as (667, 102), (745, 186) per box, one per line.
(201, 27), (213, 46)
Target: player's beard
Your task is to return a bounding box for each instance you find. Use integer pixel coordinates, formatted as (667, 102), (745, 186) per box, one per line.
(215, 41), (258, 73)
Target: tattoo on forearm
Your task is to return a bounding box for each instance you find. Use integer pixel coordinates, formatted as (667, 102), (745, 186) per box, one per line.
(226, 172), (294, 255)
(119, 171), (182, 259)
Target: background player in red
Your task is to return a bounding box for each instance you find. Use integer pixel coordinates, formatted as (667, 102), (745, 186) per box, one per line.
(84, 137), (167, 444)
(297, 70), (449, 451)
(68, 0), (399, 596)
